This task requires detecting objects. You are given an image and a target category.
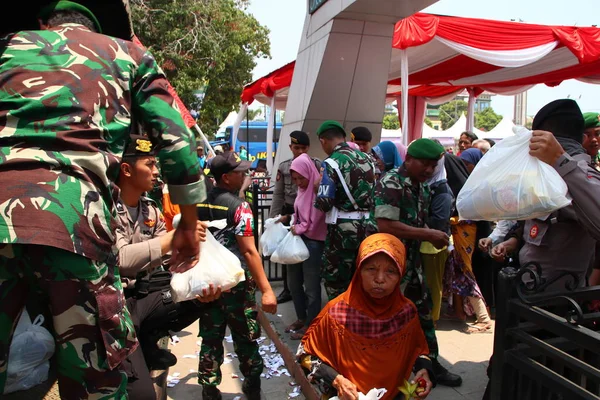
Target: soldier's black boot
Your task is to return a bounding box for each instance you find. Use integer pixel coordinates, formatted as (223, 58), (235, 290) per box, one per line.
(432, 358), (462, 387)
(202, 385), (222, 400)
(242, 377), (262, 400)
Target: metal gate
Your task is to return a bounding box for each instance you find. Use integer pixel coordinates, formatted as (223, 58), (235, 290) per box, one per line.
(490, 263), (600, 400)
(247, 180), (284, 282)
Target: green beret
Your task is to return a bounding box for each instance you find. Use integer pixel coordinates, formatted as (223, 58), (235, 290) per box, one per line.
(316, 120), (346, 137)
(39, 1), (102, 34)
(407, 138), (444, 160)
(583, 112), (600, 129)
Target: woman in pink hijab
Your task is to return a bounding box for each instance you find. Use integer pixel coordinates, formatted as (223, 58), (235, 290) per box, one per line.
(286, 153), (327, 340)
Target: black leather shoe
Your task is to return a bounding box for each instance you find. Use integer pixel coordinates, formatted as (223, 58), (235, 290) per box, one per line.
(432, 359), (462, 387)
(202, 386), (222, 400)
(147, 348), (177, 370)
(276, 289), (292, 304)
(242, 378), (262, 400)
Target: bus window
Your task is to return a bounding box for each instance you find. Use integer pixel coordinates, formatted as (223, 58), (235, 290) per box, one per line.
(230, 127), (281, 142)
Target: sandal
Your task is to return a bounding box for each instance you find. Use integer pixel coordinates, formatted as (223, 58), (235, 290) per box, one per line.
(285, 320), (305, 333)
(465, 323), (492, 334)
(290, 328), (307, 340)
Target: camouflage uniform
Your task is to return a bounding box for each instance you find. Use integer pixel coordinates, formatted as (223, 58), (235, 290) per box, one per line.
(196, 188), (263, 386)
(372, 165), (439, 359)
(315, 143), (376, 300)
(0, 24), (204, 397)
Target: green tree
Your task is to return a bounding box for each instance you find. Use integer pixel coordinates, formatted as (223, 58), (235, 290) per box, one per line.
(383, 114), (400, 130)
(439, 100), (468, 130)
(424, 117), (433, 128)
(475, 107), (502, 132)
(246, 108), (263, 121)
(131, 0), (271, 135)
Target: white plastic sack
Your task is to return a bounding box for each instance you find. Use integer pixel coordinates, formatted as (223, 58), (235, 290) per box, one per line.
(270, 231), (310, 264)
(4, 311), (55, 394)
(259, 216), (289, 257)
(457, 127), (571, 221)
(170, 219), (246, 302)
(330, 388), (387, 400)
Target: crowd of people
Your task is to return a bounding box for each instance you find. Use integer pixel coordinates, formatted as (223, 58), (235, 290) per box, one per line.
(1, 3), (600, 400)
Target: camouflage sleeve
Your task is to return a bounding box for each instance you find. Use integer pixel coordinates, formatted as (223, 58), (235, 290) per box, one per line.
(373, 177), (402, 221)
(132, 49), (205, 205)
(269, 166), (285, 218)
(116, 210), (168, 278)
(314, 162), (337, 212)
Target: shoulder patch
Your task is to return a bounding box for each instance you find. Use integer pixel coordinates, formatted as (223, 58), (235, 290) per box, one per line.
(276, 171), (282, 181)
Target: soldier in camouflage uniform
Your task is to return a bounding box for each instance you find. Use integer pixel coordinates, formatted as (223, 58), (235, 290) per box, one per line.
(197, 153), (277, 400)
(269, 130), (321, 304)
(350, 126), (385, 176)
(0, 3), (205, 398)
(373, 138), (462, 387)
(314, 120), (376, 300)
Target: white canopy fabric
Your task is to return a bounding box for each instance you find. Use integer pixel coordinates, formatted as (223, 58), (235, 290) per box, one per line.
(480, 116), (517, 140)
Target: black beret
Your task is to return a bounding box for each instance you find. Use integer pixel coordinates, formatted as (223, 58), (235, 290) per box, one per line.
(290, 130), (310, 146)
(532, 99), (584, 142)
(351, 126), (372, 142)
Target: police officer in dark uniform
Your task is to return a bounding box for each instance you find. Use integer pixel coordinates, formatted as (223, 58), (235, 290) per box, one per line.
(350, 126), (385, 176)
(115, 135), (220, 399)
(269, 131), (321, 303)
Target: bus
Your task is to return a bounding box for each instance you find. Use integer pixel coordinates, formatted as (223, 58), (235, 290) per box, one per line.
(210, 121), (282, 163)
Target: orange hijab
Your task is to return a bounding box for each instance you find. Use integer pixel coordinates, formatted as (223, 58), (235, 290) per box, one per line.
(301, 234), (429, 400)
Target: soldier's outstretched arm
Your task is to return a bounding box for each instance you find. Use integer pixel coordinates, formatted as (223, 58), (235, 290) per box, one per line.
(236, 235), (277, 314)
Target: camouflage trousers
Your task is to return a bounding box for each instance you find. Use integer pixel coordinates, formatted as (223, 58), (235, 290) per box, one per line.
(402, 269), (439, 360)
(197, 272), (263, 386)
(321, 220), (371, 300)
(0, 244), (137, 399)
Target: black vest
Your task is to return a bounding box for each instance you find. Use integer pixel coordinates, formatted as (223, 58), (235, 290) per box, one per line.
(197, 187), (246, 231)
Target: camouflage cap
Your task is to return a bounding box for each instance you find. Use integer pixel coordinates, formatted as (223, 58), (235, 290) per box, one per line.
(407, 138), (444, 160)
(38, 1), (103, 33)
(583, 112), (600, 129)
(316, 120), (346, 137)
(123, 135), (156, 157)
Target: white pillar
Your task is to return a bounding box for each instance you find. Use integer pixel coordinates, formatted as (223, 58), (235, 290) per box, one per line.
(231, 103), (248, 151)
(467, 88), (476, 132)
(266, 96), (276, 173)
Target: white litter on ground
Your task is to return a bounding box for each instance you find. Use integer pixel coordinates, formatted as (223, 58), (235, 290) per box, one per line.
(288, 386), (302, 398)
(233, 396), (242, 400)
(182, 354), (196, 359)
(231, 373), (239, 379)
(225, 335), (234, 343)
(166, 375), (180, 388)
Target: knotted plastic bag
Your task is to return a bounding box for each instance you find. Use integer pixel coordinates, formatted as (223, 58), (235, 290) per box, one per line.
(457, 127), (571, 221)
(270, 231), (310, 265)
(259, 216), (289, 257)
(4, 310), (55, 394)
(330, 388), (387, 400)
(170, 219), (246, 302)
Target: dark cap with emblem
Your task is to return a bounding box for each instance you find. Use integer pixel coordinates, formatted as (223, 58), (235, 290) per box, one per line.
(123, 135), (156, 158)
(407, 138), (445, 160)
(316, 120), (346, 137)
(38, 1), (103, 33)
(532, 99), (584, 142)
(290, 130), (310, 146)
(351, 126), (372, 142)
(210, 152), (252, 180)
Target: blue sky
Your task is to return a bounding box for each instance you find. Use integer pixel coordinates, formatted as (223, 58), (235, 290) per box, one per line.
(245, 0), (600, 118)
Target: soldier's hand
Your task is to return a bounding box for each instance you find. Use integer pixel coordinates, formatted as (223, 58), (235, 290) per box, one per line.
(261, 289), (277, 314)
(195, 284), (222, 303)
(197, 221), (208, 243)
(530, 130), (565, 166)
(428, 230), (449, 249)
(170, 208), (201, 273)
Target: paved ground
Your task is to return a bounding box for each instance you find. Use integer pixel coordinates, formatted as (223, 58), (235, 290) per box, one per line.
(166, 281), (492, 399)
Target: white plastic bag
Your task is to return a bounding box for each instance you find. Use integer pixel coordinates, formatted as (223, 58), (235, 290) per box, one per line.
(270, 231), (310, 264)
(4, 311), (55, 394)
(330, 388), (387, 400)
(170, 219), (246, 302)
(457, 127), (571, 221)
(259, 216), (289, 256)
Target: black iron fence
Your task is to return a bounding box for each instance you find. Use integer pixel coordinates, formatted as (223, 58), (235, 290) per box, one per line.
(246, 179), (284, 282)
(490, 263), (600, 400)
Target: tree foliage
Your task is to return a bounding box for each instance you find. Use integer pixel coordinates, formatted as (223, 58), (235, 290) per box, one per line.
(475, 107), (502, 132)
(382, 114), (400, 130)
(130, 0), (271, 136)
(439, 100), (468, 130)
(424, 117), (433, 128)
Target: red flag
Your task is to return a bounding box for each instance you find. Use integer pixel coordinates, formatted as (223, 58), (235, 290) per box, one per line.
(132, 36), (197, 128)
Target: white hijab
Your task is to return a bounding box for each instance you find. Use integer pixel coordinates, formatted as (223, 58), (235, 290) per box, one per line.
(427, 156), (447, 185)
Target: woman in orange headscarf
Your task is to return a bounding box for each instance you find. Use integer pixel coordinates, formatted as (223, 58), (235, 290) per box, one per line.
(297, 234), (434, 400)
